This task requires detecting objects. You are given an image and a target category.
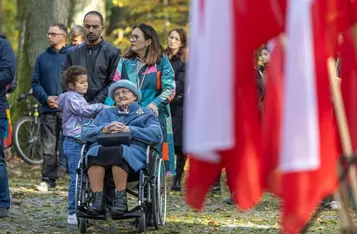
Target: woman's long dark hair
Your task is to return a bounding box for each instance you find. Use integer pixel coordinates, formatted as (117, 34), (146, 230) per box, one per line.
(124, 23), (164, 66)
(165, 28), (188, 63)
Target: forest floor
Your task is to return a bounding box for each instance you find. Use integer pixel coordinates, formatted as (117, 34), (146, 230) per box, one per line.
(0, 156), (347, 234)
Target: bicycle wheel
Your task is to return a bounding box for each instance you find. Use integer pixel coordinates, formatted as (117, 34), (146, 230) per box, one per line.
(13, 116), (43, 165)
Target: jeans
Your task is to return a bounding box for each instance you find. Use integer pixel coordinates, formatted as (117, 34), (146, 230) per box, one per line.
(0, 118), (9, 209)
(40, 112), (62, 186)
(64, 137), (81, 215)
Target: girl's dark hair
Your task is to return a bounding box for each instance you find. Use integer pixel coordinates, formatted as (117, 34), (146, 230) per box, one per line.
(123, 23), (164, 66)
(62, 65), (87, 90)
(165, 28), (188, 63)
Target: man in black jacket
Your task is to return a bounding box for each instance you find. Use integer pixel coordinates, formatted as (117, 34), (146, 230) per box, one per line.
(63, 11), (121, 104)
(0, 35), (16, 218)
(32, 23), (69, 192)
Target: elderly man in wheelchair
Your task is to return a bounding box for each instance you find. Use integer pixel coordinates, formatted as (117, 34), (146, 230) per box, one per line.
(80, 80), (163, 219)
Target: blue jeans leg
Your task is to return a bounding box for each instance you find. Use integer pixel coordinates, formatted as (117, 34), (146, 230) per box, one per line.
(0, 119), (9, 209)
(64, 137), (81, 215)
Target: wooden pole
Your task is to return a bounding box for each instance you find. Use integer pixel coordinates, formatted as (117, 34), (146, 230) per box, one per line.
(327, 57), (356, 232)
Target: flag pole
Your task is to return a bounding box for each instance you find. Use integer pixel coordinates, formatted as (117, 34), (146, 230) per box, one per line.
(326, 56), (356, 232)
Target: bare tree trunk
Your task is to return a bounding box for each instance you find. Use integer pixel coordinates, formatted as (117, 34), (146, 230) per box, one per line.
(68, 0), (105, 28)
(0, 0), (2, 34)
(9, 0), (69, 121)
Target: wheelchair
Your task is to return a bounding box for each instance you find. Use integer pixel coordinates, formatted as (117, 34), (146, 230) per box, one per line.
(74, 134), (167, 233)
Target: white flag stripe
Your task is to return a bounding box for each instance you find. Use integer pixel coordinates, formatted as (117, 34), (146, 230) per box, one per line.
(184, 0), (235, 163)
(280, 0), (320, 172)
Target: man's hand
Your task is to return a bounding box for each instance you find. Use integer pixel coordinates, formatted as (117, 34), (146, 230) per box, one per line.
(47, 96), (58, 109)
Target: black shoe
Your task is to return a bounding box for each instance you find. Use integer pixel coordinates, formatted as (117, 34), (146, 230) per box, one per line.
(87, 191), (104, 215)
(225, 197), (234, 205)
(146, 212), (155, 227)
(171, 176), (181, 191)
(110, 190), (128, 216)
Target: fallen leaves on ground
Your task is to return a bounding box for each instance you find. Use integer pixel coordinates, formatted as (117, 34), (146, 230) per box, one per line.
(0, 158), (345, 233)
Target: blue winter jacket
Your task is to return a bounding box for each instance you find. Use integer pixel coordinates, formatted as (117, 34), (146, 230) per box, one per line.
(81, 102), (163, 172)
(32, 46), (69, 113)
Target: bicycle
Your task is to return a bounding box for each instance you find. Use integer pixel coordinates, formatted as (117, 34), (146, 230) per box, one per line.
(13, 89), (43, 165)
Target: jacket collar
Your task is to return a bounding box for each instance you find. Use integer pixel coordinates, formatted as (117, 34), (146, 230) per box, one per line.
(116, 102), (146, 124)
(85, 37), (104, 49)
(117, 102), (141, 114)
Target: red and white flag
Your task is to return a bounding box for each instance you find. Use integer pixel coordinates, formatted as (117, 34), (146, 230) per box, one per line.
(262, 40), (284, 196)
(184, 0), (285, 211)
(184, 0), (235, 210)
(280, 0), (339, 233)
(340, 29), (357, 151)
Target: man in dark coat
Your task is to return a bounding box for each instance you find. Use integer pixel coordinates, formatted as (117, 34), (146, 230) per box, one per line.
(63, 11), (121, 104)
(32, 23), (69, 191)
(0, 35), (16, 218)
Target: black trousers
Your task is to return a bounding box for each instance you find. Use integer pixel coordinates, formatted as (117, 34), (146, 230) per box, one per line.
(174, 146), (186, 178)
(40, 112), (62, 186)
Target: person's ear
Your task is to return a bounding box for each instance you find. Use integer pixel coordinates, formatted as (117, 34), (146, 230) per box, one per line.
(68, 83), (75, 90)
(146, 39), (152, 47)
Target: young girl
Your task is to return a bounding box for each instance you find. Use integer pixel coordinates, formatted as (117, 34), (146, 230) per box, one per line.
(57, 65), (106, 225)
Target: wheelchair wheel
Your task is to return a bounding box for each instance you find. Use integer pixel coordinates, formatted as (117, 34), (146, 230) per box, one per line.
(79, 217), (87, 233)
(156, 158), (167, 225)
(151, 168), (159, 229)
(137, 212), (146, 233)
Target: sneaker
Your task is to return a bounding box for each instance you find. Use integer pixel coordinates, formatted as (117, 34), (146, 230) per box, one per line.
(329, 201), (341, 210)
(210, 184), (221, 193)
(36, 182), (55, 192)
(0, 207), (9, 218)
(67, 213), (78, 225)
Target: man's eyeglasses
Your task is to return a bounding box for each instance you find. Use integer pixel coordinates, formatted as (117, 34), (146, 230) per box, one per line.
(47, 32), (65, 37)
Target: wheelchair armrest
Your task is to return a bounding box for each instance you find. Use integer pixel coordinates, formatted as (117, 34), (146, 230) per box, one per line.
(98, 133), (132, 146)
(132, 137), (157, 149)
